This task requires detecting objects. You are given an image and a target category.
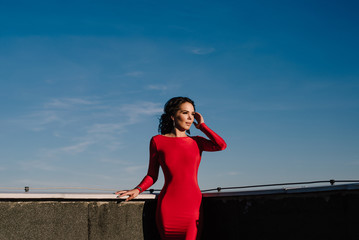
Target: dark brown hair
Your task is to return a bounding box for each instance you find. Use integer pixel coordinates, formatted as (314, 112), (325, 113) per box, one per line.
(158, 97), (195, 135)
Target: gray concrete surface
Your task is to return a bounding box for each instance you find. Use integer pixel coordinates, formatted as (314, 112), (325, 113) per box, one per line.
(0, 202), (88, 240)
(0, 201), (146, 240)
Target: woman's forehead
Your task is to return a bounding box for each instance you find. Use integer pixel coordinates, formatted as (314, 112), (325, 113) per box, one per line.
(179, 102), (195, 111)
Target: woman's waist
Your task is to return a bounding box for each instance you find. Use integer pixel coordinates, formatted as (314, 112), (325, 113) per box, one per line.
(159, 188), (202, 203)
(163, 178), (199, 188)
(161, 183), (201, 196)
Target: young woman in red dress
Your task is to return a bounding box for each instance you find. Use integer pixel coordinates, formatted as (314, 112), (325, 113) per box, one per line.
(116, 97), (226, 240)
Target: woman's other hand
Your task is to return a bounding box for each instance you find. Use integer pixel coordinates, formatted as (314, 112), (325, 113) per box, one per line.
(115, 188), (140, 201)
(194, 112), (204, 128)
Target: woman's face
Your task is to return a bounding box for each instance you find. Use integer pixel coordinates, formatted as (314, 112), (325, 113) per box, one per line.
(172, 102), (195, 131)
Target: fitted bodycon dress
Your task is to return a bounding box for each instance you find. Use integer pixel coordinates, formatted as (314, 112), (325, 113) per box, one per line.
(136, 123), (226, 240)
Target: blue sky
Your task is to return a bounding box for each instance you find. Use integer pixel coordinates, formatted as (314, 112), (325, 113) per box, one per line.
(1, 0), (358, 192)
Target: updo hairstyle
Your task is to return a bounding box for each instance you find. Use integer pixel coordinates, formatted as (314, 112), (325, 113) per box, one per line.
(158, 97), (195, 135)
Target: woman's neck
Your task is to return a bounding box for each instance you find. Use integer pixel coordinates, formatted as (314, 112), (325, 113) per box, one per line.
(165, 128), (187, 137)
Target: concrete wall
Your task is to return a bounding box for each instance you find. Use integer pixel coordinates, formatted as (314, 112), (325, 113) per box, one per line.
(0, 201), (152, 240)
(1, 184), (358, 240)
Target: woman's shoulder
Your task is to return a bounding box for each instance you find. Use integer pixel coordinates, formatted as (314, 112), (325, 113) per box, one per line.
(190, 135), (205, 141)
(150, 134), (168, 144)
(151, 135), (162, 141)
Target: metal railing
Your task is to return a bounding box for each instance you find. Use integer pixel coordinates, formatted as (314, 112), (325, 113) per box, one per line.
(0, 179), (359, 193)
(201, 179), (359, 193)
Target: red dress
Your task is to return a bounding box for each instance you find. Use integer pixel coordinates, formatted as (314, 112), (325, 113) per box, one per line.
(137, 123), (226, 240)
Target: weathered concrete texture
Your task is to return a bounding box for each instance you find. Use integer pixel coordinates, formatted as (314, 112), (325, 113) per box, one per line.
(0, 201), (149, 240)
(0, 202), (88, 240)
(88, 201), (144, 240)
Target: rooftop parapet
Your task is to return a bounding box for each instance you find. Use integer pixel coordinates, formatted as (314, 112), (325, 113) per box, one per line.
(1, 183), (359, 239)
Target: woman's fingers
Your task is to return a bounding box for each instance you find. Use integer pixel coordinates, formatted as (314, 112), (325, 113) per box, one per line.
(194, 112), (204, 128)
(118, 192), (130, 197)
(126, 195), (136, 201)
(124, 191), (139, 201)
(115, 189), (140, 201)
(194, 112), (200, 121)
(115, 190), (130, 198)
(115, 190), (127, 195)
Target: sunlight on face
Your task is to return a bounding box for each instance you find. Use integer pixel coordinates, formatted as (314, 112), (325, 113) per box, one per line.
(172, 102), (195, 131)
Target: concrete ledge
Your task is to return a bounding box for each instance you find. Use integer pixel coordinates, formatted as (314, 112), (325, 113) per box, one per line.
(0, 193), (156, 200)
(2, 183), (357, 200)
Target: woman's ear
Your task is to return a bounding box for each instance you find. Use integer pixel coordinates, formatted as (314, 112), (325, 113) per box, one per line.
(170, 115), (174, 121)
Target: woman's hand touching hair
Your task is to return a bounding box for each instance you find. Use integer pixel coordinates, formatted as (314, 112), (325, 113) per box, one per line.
(115, 188), (140, 201)
(193, 112), (204, 129)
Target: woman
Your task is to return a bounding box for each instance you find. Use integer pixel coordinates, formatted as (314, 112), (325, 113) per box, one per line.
(116, 97), (226, 240)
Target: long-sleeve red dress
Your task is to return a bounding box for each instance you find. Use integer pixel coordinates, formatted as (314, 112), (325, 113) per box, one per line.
(136, 123), (226, 240)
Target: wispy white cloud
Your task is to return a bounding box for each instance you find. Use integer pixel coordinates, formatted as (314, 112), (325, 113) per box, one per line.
(119, 101), (163, 124)
(45, 98), (97, 109)
(6, 97), (165, 189)
(147, 84), (169, 91)
(21, 98), (162, 157)
(146, 83), (180, 93)
(187, 47), (215, 55)
(60, 141), (95, 154)
(125, 71), (144, 77)
(87, 123), (125, 134)
(26, 111), (65, 131)
(22, 97), (100, 131)
(121, 101), (162, 116)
